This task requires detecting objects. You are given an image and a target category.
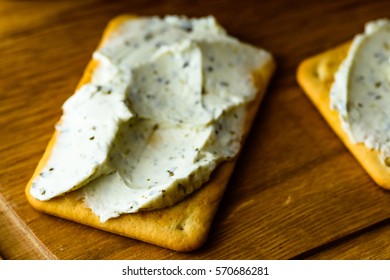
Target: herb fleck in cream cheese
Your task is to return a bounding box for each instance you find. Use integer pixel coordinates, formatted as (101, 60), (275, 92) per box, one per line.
(30, 16), (273, 222)
(331, 19), (390, 164)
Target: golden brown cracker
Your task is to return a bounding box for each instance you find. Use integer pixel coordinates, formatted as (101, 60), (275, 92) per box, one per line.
(25, 15), (275, 252)
(297, 43), (390, 189)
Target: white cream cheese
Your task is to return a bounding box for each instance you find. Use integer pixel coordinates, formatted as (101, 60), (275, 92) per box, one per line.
(31, 15), (273, 222)
(30, 78), (133, 200)
(330, 19), (390, 164)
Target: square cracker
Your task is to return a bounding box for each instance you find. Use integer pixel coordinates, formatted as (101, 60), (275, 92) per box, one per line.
(297, 43), (390, 190)
(25, 15), (275, 252)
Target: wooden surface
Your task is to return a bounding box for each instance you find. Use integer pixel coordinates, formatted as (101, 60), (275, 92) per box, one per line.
(1, 0), (390, 260)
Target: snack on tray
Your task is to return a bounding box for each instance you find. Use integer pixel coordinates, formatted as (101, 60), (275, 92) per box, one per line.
(297, 19), (390, 189)
(25, 15), (275, 251)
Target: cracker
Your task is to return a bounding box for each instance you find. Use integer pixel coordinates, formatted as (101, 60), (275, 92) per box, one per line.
(25, 15), (275, 252)
(297, 43), (390, 189)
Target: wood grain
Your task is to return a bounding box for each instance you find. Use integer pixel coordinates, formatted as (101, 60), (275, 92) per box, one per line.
(2, 0), (390, 259)
(307, 219), (390, 260)
(0, 194), (56, 260)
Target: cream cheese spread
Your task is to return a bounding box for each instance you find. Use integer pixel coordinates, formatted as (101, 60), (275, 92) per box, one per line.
(30, 15), (273, 222)
(330, 19), (390, 165)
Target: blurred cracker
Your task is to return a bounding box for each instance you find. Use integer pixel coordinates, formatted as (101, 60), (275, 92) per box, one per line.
(297, 43), (390, 189)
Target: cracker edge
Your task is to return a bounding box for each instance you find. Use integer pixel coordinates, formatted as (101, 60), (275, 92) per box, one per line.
(297, 42), (390, 189)
(25, 14), (276, 252)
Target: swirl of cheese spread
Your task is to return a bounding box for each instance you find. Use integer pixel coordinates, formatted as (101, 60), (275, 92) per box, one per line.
(331, 19), (390, 165)
(30, 16), (273, 222)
